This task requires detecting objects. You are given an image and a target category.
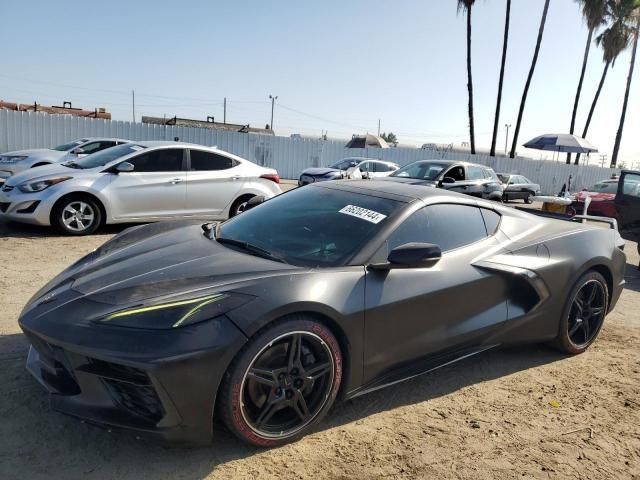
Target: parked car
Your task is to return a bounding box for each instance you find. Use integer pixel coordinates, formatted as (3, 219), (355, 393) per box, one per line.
(19, 180), (625, 446)
(498, 173), (541, 203)
(385, 160), (503, 201)
(0, 138), (130, 184)
(298, 157), (399, 186)
(0, 141), (281, 235)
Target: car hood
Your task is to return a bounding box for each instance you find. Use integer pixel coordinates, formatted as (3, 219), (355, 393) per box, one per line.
(5, 162), (95, 186)
(21, 221), (300, 324)
(383, 177), (438, 186)
(574, 191), (616, 202)
(1, 149), (65, 160)
(301, 167), (343, 176)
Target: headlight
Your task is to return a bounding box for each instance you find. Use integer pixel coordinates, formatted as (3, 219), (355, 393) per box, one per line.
(18, 176), (71, 193)
(96, 292), (254, 329)
(0, 156), (28, 164)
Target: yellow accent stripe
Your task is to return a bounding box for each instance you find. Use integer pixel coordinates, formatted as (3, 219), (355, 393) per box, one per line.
(172, 295), (228, 328)
(104, 294), (225, 322)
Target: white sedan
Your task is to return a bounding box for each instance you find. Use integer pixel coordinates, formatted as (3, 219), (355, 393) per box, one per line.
(0, 141), (281, 235)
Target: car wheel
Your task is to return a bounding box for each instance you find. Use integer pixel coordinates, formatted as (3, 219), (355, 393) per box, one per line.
(219, 316), (343, 447)
(230, 195), (254, 217)
(553, 270), (608, 354)
(524, 192), (533, 204)
(52, 195), (102, 235)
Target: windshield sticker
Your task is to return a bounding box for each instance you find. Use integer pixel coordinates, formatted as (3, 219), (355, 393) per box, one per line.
(339, 205), (387, 224)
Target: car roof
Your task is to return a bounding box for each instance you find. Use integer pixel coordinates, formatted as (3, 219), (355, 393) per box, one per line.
(312, 179), (490, 204)
(81, 137), (131, 142)
(407, 159), (492, 168)
(134, 140), (219, 149)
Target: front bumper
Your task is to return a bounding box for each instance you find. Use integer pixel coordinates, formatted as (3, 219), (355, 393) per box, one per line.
(0, 187), (57, 226)
(20, 315), (247, 445)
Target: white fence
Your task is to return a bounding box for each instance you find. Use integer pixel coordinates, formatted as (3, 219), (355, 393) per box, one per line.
(0, 109), (619, 194)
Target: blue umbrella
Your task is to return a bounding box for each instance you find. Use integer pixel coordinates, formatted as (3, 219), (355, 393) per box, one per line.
(523, 133), (598, 154)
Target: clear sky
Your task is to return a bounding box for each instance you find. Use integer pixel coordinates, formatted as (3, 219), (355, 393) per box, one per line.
(0, 0), (638, 166)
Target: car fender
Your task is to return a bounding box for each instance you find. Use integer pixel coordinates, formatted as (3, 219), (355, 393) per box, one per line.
(223, 181), (282, 216)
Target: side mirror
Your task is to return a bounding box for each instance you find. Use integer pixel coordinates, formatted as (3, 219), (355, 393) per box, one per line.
(116, 161), (134, 173)
(243, 195), (265, 212)
(441, 177), (455, 184)
(370, 242), (442, 270)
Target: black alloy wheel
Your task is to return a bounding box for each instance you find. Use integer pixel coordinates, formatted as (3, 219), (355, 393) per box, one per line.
(555, 271), (608, 354)
(220, 317), (342, 446)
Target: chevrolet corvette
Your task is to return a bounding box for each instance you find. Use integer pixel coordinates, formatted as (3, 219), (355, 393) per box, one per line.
(19, 180), (626, 446)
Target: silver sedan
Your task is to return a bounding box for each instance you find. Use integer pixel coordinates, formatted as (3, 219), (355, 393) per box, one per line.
(0, 141), (282, 235)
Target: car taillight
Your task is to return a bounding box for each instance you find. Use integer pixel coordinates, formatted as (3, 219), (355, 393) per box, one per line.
(260, 173), (280, 184)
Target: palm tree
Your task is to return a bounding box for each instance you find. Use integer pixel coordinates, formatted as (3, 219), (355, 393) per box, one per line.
(509, 0), (551, 159)
(458, 0), (477, 154)
(575, 10), (632, 164)
(567, 0), (608, 164)
(611, 2), (640, 167)
(490, 0), (511, 157)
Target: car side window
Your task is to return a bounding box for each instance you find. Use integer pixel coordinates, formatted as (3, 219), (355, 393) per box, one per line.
(358, 161), (371, 173)
(373, 204), (489, 262)
(521, 176), (531, 184)
(621, 173), (640, 197)
(480, 208), (501, 235)
(468, 166), (484, 180)
(129, 149), (184, 172)
(189, 150), (238, 171)
(444, 166), (465, 181)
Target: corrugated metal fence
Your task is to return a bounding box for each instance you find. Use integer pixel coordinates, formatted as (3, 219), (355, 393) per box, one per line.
(0, 109), (619, 194)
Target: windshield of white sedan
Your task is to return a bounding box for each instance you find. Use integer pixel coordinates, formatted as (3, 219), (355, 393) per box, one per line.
(218, 187), (402, 267)
(391, 162), (448, 180)
(588, 181), (618, 193)
(64, 144), (147, 169)
(329, 159), (360, 170)
(52, 139), (87, 151)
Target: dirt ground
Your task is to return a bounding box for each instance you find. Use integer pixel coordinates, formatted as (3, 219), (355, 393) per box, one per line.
(0, 215), (639, 480)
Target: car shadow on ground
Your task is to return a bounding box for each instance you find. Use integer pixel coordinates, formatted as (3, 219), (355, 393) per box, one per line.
(624, 262), (640, 292)
(0, 331), (568, 479)
(0, 218), (130, 239)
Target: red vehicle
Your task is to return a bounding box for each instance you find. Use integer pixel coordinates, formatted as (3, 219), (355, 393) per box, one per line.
(572, 171), (640, 266)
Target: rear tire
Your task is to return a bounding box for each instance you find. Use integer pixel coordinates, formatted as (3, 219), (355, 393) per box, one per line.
(219, 316), (343, 447)
(229, 195), (254, 217)
(51, 195), (102, 236)
(524, 192), (533, 204)
(553, 270), (608, 354)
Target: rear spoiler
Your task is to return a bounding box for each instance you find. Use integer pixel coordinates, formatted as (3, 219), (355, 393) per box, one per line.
(515, 208), (618, 230)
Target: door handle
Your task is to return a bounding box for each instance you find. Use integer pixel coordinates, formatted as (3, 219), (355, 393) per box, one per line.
(231, 175), (241, 181)
(169, 178), (183, 184)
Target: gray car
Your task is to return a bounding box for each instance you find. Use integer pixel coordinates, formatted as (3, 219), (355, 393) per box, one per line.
(498, 173), (541, 203)
(0, 141), (281, 235)
(298, 157), (399, 186)
(0, 137), (130, 184)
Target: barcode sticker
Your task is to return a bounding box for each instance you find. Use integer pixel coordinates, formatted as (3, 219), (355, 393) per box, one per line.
(339, 205), (387, 224)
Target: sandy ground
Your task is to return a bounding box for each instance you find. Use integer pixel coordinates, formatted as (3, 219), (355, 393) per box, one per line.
(0, 213), (639, 480)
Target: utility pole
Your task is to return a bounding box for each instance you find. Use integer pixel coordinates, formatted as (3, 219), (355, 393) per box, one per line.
(269, 94), (278, 130)
(504, 124), (511, 156)
(132, 89), (136, 123)
(223, 97), (227, 123)
(377, 119), (381, 136)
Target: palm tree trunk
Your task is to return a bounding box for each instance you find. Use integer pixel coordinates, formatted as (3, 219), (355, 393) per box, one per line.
(509, 0), (550, 159)
(567, 28), (593, 164)
(611, 17), (639, 168)
(466, 7), (476, 154)
(575, 61), (610, 165)
(490, 0), (511, 157)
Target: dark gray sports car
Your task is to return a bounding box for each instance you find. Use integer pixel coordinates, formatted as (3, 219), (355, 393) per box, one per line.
(19, 180), (626, 447)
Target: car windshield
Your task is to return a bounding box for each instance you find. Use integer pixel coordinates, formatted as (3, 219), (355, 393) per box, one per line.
(51, 139), (88, 152)
(63, 143), (145, 169)
(329, 159), (361, 170)
(390, 162), (448, 180)
(218, 186), (403, 267)
(587, 181), (618, 194)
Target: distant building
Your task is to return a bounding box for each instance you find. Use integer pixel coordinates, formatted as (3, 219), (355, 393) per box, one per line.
(0, 100), (111, 119)
(142, 116), (274, 135)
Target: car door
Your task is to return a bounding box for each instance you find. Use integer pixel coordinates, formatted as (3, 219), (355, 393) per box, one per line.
(185, 149), (245, 216)
(439, 165), (471, 195)
(363, 204), (508, 384)
(615, 171), (640, 239)
(106, 148), (187, 219)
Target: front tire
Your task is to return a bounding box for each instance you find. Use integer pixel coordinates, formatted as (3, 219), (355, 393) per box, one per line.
(51, 195), (102, 235)
(553, 270), (608, 354)
(524, 192), (533, 204)
(219, 316), (343, 447)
